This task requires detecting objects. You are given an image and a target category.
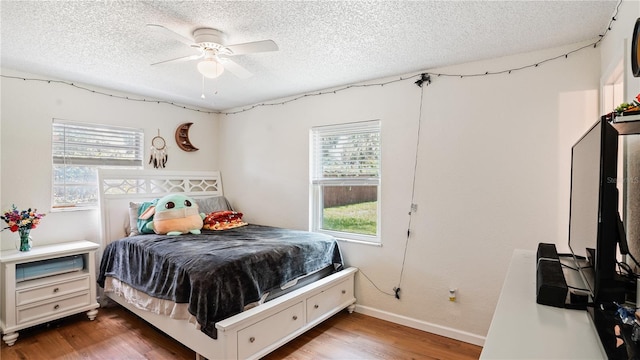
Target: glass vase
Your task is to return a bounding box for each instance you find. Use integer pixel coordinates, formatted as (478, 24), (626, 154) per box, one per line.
(18, 228), (31, 252)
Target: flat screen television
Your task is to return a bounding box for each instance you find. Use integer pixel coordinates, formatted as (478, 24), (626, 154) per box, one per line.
(568, 117), (622, 304)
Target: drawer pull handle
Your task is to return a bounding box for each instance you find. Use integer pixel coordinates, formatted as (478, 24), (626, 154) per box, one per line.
(54, 304), (60, 310)
(341, 290), (346, 294)
(53, 288), (60, 293)
(249, 337), (255, 343)
(292, 315), (298, 320)
(314, 304), (319, 309)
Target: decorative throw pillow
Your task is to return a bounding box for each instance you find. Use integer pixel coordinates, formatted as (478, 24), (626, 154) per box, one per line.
(203, 210), (247, 231)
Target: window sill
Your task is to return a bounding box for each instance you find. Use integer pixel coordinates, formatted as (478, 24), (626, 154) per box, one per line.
(50, 206), (98, 213)
(334, 237), (382, 246)
(313, 228), (381, 246)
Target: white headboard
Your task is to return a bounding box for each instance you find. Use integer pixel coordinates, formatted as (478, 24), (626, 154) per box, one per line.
(98, 169), (223, 247)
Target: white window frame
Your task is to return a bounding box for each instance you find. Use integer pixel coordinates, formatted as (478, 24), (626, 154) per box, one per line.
(51, 119), (144, 210)
(310, 120), (381, 244)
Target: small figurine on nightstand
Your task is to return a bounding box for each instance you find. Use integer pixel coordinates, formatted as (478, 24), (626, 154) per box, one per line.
(0, 204), (45, 252)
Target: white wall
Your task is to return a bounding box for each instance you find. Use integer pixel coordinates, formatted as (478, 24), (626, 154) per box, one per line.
(0, 68), (218, 250)
(600, 0), (640, 103)
(218, 42), (601, 343)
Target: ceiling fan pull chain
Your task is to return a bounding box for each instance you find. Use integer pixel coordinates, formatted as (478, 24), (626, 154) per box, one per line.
(201, 75), (206, 99)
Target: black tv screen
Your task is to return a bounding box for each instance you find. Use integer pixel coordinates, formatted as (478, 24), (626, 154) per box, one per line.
(568, 118), (620, 303)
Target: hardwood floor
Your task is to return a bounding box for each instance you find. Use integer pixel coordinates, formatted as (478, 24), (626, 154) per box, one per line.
(1, 305), (482, 359)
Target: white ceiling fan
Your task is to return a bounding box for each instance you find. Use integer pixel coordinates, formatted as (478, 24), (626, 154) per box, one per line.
(147, 24), (279, 79)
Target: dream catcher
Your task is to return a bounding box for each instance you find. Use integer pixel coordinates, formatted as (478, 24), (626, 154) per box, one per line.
(149, 130), (168, 169)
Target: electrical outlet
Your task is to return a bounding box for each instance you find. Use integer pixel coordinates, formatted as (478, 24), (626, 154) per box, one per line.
(449, 288), (457, 302)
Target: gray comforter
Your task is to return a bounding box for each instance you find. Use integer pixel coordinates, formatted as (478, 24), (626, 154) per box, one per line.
(97, 224), (343, 338)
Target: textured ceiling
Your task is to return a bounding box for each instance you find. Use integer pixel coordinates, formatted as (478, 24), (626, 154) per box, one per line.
(0, 1), (618, 111)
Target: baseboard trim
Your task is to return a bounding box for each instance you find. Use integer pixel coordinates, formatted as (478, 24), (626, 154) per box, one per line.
(354, 304), (486, 347)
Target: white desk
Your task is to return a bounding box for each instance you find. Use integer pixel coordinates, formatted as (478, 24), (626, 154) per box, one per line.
(480, 249), (606, 359)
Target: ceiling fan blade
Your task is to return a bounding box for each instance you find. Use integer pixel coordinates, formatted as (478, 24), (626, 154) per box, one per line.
(219, 58), (253, 78)
(146, 24), (195, 46)
(225, 40), (278, 55)
(151, 53), (202, 66)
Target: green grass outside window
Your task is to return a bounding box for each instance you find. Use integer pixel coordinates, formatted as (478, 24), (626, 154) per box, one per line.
(322, 201), (377, 235)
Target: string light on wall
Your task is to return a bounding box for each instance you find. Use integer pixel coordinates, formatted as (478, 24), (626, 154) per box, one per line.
(0, 75), (219, 114)
(0, 0), (621, 116)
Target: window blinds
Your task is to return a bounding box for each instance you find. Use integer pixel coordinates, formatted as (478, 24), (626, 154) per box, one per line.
(52, 119), (144, 167)
(311, 120), (381, 185)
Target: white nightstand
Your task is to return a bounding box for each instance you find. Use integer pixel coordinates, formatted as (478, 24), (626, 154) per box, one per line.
(0, 240), (100, 346)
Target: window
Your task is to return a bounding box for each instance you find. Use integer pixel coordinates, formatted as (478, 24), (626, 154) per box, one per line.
(311, 120), (381, 244)
(52, 119), (144, 209)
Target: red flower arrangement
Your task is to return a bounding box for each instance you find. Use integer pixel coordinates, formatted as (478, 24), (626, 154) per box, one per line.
(1, 205), (45, 232)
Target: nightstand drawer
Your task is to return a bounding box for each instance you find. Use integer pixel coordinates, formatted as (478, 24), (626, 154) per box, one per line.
(16, 275), (90, 306)
(17, 291), (91, 324)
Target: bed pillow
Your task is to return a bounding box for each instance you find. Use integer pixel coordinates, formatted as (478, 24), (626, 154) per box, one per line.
(127, 202), (141, 236)
(195, 196), (234, 214)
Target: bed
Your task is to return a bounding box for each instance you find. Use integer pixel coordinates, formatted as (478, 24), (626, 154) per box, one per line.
(97, 169), (357, 360)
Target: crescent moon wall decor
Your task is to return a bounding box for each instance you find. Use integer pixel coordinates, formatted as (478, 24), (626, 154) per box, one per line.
(175, 122), (199, 152)
(632, 17), (640, 77)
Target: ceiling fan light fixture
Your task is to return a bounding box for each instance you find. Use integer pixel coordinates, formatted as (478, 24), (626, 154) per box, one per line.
(197, 59), (224, 78)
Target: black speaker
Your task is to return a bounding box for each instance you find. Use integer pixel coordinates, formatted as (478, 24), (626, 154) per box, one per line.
(537, 242), (559, 261)
(536, 243), (568, 307)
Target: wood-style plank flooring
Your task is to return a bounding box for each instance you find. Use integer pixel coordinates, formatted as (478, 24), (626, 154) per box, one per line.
(1, 305), (482, 359)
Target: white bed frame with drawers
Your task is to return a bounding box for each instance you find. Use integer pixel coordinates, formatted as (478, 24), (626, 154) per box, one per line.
(98, 169), (357, 360)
